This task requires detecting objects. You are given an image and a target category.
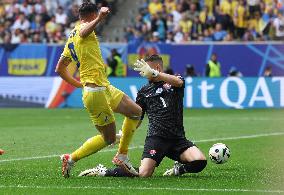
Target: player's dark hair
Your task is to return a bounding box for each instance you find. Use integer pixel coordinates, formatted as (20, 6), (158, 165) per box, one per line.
(145, 54), (163, 67)
(79, 1), (98, 18)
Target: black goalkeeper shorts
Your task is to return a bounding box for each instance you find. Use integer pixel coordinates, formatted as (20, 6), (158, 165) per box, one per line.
(142, 136), (196, 166)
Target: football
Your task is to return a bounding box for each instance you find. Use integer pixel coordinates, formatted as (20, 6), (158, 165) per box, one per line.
(209, 143), (230, 164)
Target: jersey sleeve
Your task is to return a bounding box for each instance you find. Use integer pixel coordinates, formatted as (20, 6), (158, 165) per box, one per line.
(61, 43), (72, 60)
(136, 90), (146, 120)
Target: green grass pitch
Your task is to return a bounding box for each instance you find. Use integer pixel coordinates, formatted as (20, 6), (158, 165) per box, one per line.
(0, 109), (284, 194)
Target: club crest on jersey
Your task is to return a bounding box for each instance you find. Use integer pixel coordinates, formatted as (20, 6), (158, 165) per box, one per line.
(149, 150), (156, 156)
(156, 88), (163, 94)
(163, 83), (171, 90)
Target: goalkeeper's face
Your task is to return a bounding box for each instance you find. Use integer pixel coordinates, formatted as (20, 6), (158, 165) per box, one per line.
(147, 61), (163, 72)
(147, 61), (163, 82)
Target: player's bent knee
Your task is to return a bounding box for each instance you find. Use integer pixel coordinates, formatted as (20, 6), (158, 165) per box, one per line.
(139, 165), (154, 177)
(195, 151), (207, 161)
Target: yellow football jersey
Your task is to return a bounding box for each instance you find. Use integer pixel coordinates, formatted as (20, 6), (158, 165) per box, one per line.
(61, 23), (110, 87)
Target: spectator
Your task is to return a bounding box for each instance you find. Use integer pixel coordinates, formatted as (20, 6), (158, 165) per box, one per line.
(0, 26), (5, 43)
(171, 3), (182, 24)
(180, 0), (190, 12)
(248, 11), (267, 39)
(166, 14), (175, 32)
(124, 27), (134, 42)
(213, 23), (227, 41)
(67, 4), (79, 24)
(199, 6), (214, 30)
(107, 49), (126, 77)
(12, 13), (30, 31)
(165, 31), (174, 43)
(34, 0), (44, 14)
(184, 64), (197, 77)
(220, 0), (233, 17)
(165, 0), (176, 13)
(191, 16), (203, 40)
(228, 67), (243, 77)
(154, 14), (166, 40)
(173, 27), (184, 43)
(181, 32), (190, 42)
(30, 14), (42, 32)
(206, 53), (221, 77)
(234, 0), (247, 39)
(263, 66), (273, 77)
(19, 1), (30, 16)
(204, 0), (216, 15)
(272, 11), (284, 40)
(40, 5), (51, 24)
(151, 31), (161, 42)
(55, 6), (67, 25)
(202, 28), (213, 41)
(45, 15), (58, 35)
(11, 28), (22, 43)
(32, 33), (41, 43)
(187, 2), (199, 21)
(224, 31), (234, 41)
(179, 13), (192, 34)
(148, 0), (163, 15)
(214, 5), (230, 30)
(248, 0), (261, 15)
(3, 32), (12, 44)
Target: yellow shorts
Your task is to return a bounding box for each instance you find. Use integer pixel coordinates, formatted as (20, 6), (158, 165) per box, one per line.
(82, 85), (124, 126)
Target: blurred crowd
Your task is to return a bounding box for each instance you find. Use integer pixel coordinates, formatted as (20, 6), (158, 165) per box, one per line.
(0, 0), (110, 44)
(124, 0), (284, 43)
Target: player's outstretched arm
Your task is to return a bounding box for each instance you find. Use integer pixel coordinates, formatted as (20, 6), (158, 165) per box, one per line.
(79, 7), (110, 38)
(133, 59), (183, 87)
(155, 73), (184, 88)
(55, 56), (83, 88)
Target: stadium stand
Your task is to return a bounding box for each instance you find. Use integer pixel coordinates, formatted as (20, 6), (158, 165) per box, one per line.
(123, 0), (284, 43)
(1, 0), (283, 43)
(0, 0), (117, 44)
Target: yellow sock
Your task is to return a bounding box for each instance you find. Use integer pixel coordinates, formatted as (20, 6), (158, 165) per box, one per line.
(71, 135), (107, 162)
(118, 117), (139, 154)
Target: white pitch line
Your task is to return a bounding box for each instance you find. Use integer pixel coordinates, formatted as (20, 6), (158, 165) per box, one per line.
(0, 132), (283, 163)
(0, 185), (283, 193)
(194, 132), (284, 143)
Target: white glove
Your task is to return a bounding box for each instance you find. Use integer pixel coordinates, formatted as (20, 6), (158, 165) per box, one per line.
(133, 59), (159, 78)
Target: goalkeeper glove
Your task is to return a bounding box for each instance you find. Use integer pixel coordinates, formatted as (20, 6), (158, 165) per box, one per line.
(133, 59), (159, 78)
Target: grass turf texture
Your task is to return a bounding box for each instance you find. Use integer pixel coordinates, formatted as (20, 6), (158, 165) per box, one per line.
(0, 109), (283, 194)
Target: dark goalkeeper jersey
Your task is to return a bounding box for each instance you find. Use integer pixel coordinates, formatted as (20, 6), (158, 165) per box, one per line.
(136, 76), (185, 138)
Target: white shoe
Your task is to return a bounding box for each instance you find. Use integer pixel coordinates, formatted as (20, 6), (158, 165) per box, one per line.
(112, 153), (138, 176)
(163, 161), (182, 176)
(78, 164), (107, 177)
(60, 154), (74, 178)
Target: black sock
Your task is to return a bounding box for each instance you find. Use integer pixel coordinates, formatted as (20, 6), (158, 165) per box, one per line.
(178, 160), (207, 175)
(105, 167), (138, 177)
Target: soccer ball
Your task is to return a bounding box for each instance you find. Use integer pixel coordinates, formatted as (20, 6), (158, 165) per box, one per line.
(209, 143), (230, 164)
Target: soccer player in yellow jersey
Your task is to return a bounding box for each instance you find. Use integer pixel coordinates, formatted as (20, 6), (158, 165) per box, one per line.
(55, 2), (142, 178)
